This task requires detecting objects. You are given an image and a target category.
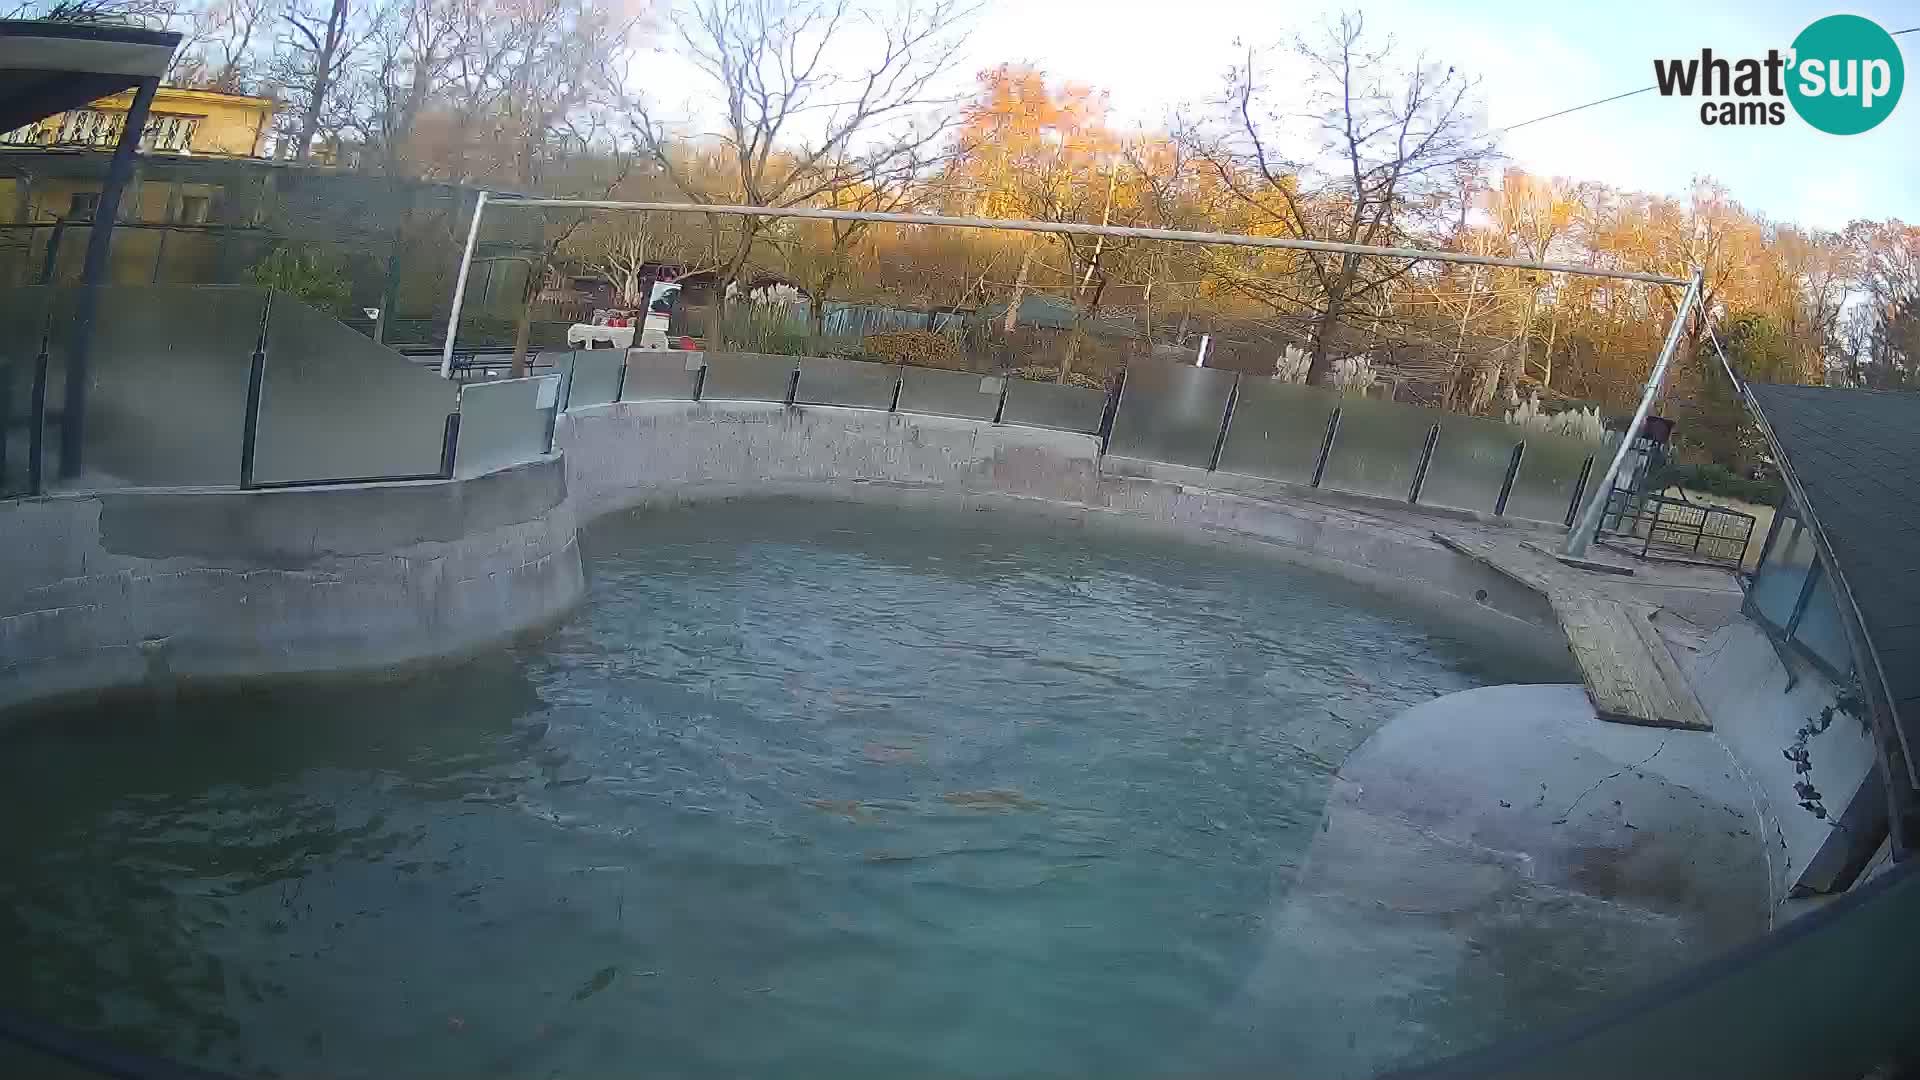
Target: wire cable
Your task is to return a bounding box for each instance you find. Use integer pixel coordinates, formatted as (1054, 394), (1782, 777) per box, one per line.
(1499, 85), (1657, 133)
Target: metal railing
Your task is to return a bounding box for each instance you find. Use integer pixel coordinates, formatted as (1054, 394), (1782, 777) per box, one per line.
(1599, 488), (1758, 568)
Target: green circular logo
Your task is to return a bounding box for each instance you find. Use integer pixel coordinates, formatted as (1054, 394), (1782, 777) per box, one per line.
(1788, 14), (1904, 134)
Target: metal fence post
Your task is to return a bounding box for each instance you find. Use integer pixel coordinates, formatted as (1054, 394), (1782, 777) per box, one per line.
(691, 360), (708, 401)
(1565, 456), (1596, 527)
(992, 375), (1010, 424)
(784, 365), (800, 406)
(1310, 407), (1342, 488)
(439, 412), (461, 478)
(238, 299), (271, 488)
(1408, 424), (1440, 503)
(1096, 368), (1126, 449)
(888, 367), (903, 412)
(1494, 441), (1526, 516)
(1206, 373), (1241, 472)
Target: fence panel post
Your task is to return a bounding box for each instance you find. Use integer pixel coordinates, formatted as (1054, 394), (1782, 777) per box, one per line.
(1206, 373), (1242, 472)
(1565, 456), (1596, 527)
(1408, 423), (1440, 503)
(1310, 407), (1343, 488)
(1494, 441), (1526, 516)
(439, 412), (461, 478)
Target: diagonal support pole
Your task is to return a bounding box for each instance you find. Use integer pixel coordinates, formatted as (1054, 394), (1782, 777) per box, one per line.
(1565, 269), (1702, 558)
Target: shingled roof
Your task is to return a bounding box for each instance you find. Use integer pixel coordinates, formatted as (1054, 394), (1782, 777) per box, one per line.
(1745, 382), (1920, 784)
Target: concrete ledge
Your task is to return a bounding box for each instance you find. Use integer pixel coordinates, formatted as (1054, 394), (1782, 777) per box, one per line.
(1210, 684), (1773, 1075)
(0, 455), (584, 715)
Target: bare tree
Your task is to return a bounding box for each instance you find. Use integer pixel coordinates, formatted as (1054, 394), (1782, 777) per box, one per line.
(624, 0), (973, 320)
(274, 0), (367, 163)
(1194, 11), (1496, 385)
(773, 142), (937, 333)
(169, 0), (280, 91)
(5, 0), (174, 25)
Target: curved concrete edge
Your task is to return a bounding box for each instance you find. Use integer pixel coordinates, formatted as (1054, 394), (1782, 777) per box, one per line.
(556, 400), (1578, 678)
(0, 454), (584, 716)
(1205, 683), (1773, 1075)
(2, 398), (1583, 716)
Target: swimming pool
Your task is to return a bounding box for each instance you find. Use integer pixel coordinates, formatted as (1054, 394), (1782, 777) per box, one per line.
(0, 498), (1540, 1078)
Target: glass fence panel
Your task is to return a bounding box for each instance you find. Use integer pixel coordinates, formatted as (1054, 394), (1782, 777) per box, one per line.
(456, 375), (555, 479)
(1506, 432), (1602, 524)
(897, 367), (1002, 421)
(1002, 378), (1106, 434)
(1107, 362), (1235, 465)
(562, 349), (625, 410)
(105, 229), (165, 285)
(44, 285), (261, 487)
(1792, 571), (1853, 676)
(0, 287), (50, 495)
(1751, 515), (1814, 631)
(1424, 414), (1524, 514)
(1215, 379), (1340, 484)
(51, 224), (91, 283)
(255, 293), (458, 485)
(700, 352), (795, 402)
(1319, 396), (1432, 500)
(795, 356), (898, 410)
(622, 351), (701, 401)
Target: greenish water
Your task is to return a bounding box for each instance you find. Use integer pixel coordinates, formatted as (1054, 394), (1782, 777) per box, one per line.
(0, 499), (1522, 1078)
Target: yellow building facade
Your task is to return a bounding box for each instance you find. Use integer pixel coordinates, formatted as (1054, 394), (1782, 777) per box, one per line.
(1, 86), (275, 158)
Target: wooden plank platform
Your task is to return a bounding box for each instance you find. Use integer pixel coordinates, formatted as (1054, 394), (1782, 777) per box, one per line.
(1552, 594), (1709, 730)
(1432, 531), (1711, 731)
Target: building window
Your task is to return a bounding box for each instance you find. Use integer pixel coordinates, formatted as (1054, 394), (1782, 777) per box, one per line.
(142, 115), (200, 154)
(66, 192), (100, 221)
(174, 195), (210, 225)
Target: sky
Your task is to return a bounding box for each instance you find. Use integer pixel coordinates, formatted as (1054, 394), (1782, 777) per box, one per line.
(961, 0), (1920, 231)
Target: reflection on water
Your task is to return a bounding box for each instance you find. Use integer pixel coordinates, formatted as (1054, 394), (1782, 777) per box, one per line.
(0, 498), (1511, 1079)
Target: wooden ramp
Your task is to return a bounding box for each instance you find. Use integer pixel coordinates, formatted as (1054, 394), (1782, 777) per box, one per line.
(1432, 532), (1711, 731)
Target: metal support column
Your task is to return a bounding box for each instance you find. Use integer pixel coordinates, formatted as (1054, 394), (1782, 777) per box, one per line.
(1565, 270), (1702, 557)
(441, 190), (489, 378)
(59, 76), (159, 479)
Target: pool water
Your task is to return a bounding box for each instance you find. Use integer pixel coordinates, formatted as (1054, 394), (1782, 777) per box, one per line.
(0, 499), (1530, 1078)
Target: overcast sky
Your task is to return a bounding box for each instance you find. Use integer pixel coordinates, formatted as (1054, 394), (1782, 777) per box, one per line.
(960, 0), (1918, 231)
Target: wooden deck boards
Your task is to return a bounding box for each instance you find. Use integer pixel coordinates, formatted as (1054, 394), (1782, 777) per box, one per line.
(1432, 531), (1712, 731)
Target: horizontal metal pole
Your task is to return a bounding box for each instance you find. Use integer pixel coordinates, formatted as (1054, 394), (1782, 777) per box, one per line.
(490, 199), (1691, 285)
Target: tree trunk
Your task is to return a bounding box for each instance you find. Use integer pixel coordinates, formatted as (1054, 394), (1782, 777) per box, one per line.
(810, 267), (840, 337)
(1004, 243), (1034, 334)
(293, 0), (346, 167)
(511, 257), (546, 377)
(1060, 274), (1108, 384)
(1307, 254), (1363, 386)
(1306, 303), (1343, 386)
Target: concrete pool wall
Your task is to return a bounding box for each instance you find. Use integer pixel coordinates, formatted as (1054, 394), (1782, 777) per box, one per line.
(0, 454), (582, 713)
(0, 396), (1698, 711)
(557, 400), (1572, 672)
